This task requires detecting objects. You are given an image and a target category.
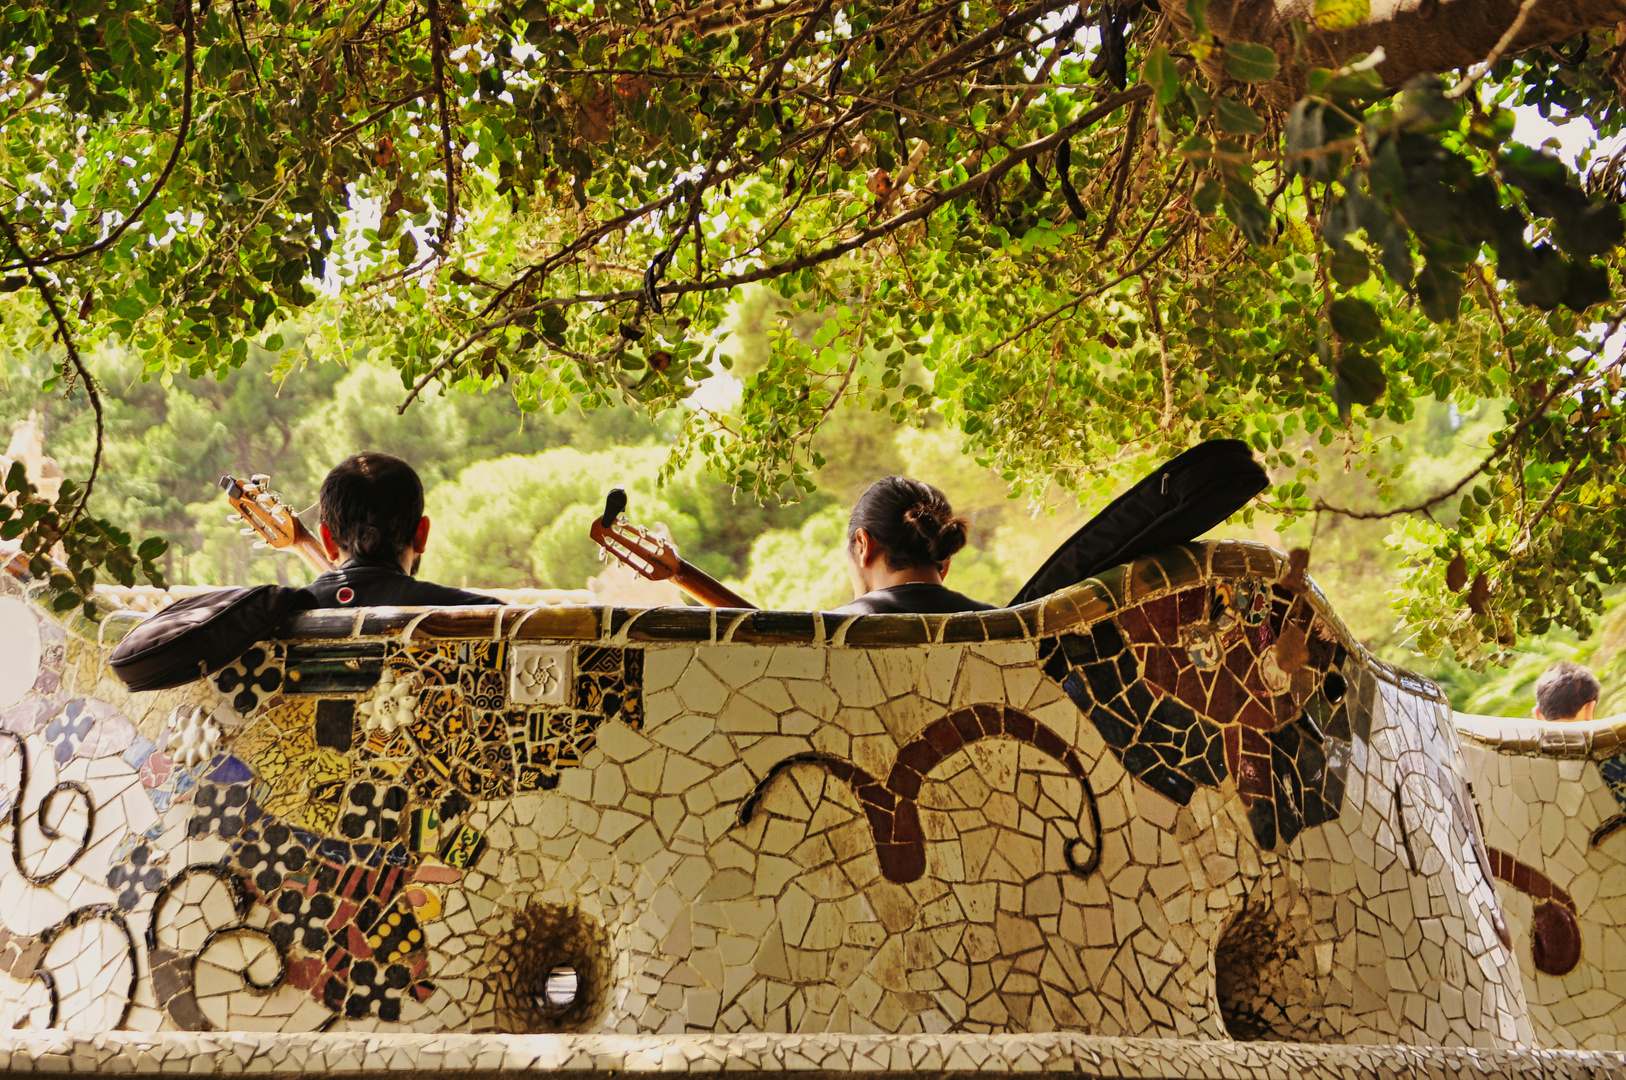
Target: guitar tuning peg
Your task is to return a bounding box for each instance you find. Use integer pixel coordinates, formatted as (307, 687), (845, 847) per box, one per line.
(240, 528), (258, 537)
(252, 540), (269, 549)
(226, 514), (242, 524)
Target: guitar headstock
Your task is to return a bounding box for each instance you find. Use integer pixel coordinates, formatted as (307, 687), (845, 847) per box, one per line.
(220, 473), (324, 563)
(588, 487), (681, 582)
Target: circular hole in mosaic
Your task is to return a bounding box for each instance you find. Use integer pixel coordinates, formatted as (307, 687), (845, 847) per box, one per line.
(495, 903), (611, 1033)
(1214, 905), (1322, 1042)
(535, 966), (580, 1014)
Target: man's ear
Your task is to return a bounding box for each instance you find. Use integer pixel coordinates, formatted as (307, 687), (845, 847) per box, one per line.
(319, 523), (341, 561)
(413, 516), (431, 554)
(1579, 699), (1598, 723)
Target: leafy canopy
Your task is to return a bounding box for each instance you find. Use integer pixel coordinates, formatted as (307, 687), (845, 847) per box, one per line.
(4, 0), (1626, 660)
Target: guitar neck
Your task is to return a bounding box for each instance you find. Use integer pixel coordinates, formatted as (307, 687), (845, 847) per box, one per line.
(287, 526), (336, 576)
(671, 560), (756, 610)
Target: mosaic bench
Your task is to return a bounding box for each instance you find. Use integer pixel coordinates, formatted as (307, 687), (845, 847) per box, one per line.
(0, 540), (1531, 1049)
(1457, 711), (1626, 1049)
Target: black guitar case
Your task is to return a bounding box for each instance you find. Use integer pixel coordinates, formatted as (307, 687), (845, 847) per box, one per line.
(1008, 439), (1269, 607)
(109, 585), (317, 692)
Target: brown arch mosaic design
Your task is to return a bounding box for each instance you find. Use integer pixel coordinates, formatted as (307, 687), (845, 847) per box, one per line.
(740, 704), (1099, 884)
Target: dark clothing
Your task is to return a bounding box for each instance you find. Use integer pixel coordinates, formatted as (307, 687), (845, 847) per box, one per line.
(306, 560), (501, 608)
(829, 583), (996, 616)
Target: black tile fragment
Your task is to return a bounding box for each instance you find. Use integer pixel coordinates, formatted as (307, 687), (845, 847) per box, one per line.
(1092, 620), (1125, 659)
(1061, 633), (1098, 667)
(1123, 681), (1155, 721)
(1044, 645), (1072, 685)
(1122, 744), (1160, 775)
(315, 700), (355, 752)
(1248, 798), (1277, 849)
(1083, 661), (1123, 704)
(1140, 764), (1196, 805)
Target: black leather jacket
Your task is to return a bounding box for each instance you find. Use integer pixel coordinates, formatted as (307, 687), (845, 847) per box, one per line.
(829, 583), (995, 616)
(305, 560), (501, 608)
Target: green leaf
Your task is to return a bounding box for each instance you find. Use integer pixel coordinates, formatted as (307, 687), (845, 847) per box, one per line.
(1143, 45), (1181, 106)
(1329, 296), (1381, 342)
(1313, 0), (1369, 30)
(1329, 245), (1370, 287)
(137, 537), (167, 560)
(1214, 96), (1265, 135)
(1335, 351), (1387, 407)
(1415, 258), (1463, 323)
(1223, 43), (1279, 83)
(108, 295), (146, 320)
(1186, 0), (1211, 38)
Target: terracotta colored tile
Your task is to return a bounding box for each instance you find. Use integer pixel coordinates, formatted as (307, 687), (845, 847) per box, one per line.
(857, 783), (895, 811)
(949, 708), (982, 743)
(924, 718), (961, 754)
(1237, 754), (1272, 797)
(886, 764), (922, 800)
(891, 803), (923, 843)
(896, 740), (942, 776)
(1172, 587), (1203, 627)
(1119, 605), (1157, 645)
(1003, 707), (1035, 742)
(973, 703), (1003, 736)
(876, 842), (925, 884)
(1208, 668), (1248, 724)
(1144, 595), (1180, 643)
(1239, 699), (1275, 732)
(863, 804), (894, 844)
(1143, 648), (1181, 697)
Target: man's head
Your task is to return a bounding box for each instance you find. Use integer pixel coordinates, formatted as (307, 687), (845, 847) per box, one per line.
(1534, 660), (1601, 723)
(318, 453), (431, 573)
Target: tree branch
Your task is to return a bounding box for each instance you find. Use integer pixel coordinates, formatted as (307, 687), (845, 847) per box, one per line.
(0, 209), (101, 534)
(0, 0), (195, 273)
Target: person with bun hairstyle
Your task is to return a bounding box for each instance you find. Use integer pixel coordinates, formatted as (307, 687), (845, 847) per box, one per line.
(829, 476), (996, 615)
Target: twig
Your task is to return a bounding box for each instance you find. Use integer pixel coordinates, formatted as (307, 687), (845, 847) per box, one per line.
(0, 0), (195, 273)
(966, 218), (1190, 364)
(324, 85), (433, 146)
(0, 209), (100, 532)
(427, 0), (459, 248)
(1095, 98), (1146, 251)
(1448, 0), (1543, 98)
(1316, 310), (1626, 520)
(232, 0), (262, 90)
(401, 84), (1157, 412)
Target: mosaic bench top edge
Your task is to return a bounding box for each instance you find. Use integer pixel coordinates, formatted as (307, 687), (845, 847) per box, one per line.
(26, 539), (1440, 704)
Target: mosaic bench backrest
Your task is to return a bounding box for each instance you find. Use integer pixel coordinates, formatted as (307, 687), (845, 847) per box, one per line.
(0, 540), (1527, 1043)
(1456, 714), (1626, 1049)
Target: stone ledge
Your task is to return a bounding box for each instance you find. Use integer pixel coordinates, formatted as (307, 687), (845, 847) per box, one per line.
(1, 1034), (1623, 1078)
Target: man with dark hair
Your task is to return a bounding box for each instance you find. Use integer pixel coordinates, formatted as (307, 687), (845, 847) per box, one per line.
(1534, 660), (1602, 723)
(307, 452), (499, 608)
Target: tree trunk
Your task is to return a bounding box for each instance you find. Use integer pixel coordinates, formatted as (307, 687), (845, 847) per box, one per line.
(1165, 0), (1626, 99)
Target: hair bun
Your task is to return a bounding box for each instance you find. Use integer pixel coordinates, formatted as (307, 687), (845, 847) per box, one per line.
(847, 476), (971, 571)
(903, 501), (969, 562)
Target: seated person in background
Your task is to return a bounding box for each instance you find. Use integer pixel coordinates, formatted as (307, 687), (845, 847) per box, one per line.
(829, 476), (996, 616)
(308, 452), (500, 608)
(1534, 660), (1601, 723)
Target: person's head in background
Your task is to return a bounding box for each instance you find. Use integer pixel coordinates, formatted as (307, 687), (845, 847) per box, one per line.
(845, 476), (970, 596)
(318, 452), (431, 575)
(1534, 660), (1601, 723)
